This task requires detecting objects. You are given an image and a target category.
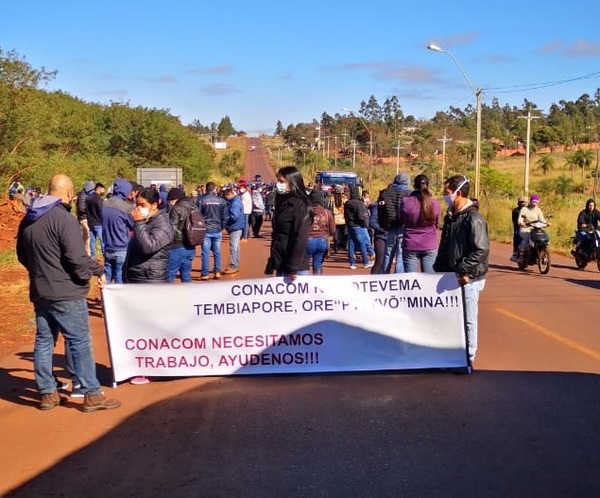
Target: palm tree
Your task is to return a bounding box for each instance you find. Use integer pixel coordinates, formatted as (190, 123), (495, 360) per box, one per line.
(554, 175), (574, 198)
(570, 148), (595, 187)
(536, 154), (554, 176)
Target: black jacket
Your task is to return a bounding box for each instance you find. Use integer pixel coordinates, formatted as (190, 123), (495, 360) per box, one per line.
(268, 194), (311, 274)
(17, 197), (104, 301)
(125, 211), (174, 282)
(433, 203), (489, 280)
(343, 186), (368, 228)
(378, 184), (411, 229)
(169, 197), (197, 249)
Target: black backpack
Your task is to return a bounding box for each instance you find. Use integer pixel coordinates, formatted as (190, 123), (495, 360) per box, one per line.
(183, 207), (207, 246)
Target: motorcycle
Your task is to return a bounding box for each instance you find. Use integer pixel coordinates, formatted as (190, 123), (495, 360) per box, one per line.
(517, 221), (551, 274)
(571, 228), (600, 271)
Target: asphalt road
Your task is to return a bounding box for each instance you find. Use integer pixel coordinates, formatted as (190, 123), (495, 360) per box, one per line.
(2, 145), (600, 497)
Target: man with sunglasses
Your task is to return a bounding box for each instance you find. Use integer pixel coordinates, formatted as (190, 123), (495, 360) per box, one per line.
(434, 175), (489, 371)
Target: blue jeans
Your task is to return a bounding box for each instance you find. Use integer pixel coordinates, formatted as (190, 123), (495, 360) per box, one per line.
(383, 226), (404, 273)
(242, 214), (250, 239)
(348, 226), (371, 266)
(33, 298), (101, 395)
(403, 249), (438, 273)
(168, 246), (196, 282)
(306, 236), (329, 271)
(104, 250), (127, 284)
(462, 278), (486, 364)
(89, 225), (104, 258)
(228, 230), (242, 269)
(201, 232), (222, 276)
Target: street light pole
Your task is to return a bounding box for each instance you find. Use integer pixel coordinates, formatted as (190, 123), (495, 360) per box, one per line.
(428, 44), (482, 199)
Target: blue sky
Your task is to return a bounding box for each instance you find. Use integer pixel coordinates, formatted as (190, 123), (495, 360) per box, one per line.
(3, 0), (600, 134)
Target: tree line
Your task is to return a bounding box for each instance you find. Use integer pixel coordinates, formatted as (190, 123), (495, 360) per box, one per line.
(0, 48), (237, 192)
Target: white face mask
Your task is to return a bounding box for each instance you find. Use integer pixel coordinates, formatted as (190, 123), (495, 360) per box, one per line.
(275, 181), (288, 194)
(444, 178), (469, 209)
(138, 207), (150, 218)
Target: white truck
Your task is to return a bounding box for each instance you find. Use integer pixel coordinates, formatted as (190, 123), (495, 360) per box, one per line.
(136, 167), (183, 188)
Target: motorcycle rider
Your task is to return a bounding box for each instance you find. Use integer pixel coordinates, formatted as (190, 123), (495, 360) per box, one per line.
(510, 196), (527, 262)
(574, 198), (600, 255)
(517, 194), (549, 263)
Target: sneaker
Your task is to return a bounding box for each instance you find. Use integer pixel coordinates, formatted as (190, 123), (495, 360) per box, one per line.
(40, 391), (63, 410)
(55, 378), (69, 391)
(223, 267), (239, 275)
(364, 262), (374, 269)
(199, 275), (210, 281)
(349, 265), (357, 270)
(214, 272), (222, 280)
(130, 376), (150, 385)
(509, 255), (518, 262)
(83, 393), (121, 412)
(71, 384), (85, 398)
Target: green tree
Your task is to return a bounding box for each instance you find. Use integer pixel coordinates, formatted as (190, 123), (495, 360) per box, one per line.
(554, 175), (574, 198)
(536, 154), (554, 175)
(217, 116), (235, 139)
(569, 148), (595, 187)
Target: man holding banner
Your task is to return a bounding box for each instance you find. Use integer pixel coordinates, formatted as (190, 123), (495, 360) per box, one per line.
(434, 175), (489, 369)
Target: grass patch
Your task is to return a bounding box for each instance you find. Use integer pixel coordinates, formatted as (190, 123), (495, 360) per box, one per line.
(0, 249), (19, 269)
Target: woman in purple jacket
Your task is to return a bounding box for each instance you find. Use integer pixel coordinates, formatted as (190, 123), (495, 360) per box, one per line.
(397, 174), (441, 273)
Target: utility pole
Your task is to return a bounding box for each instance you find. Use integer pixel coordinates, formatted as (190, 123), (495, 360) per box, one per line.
(436, 130), (453, 185)
(393, 139), (404, 175)
(518, 110), (540, 196)
(333, 135), (338, 168)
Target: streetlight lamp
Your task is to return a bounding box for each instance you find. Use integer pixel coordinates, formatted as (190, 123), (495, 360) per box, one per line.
(342, 108), (374, 189)
(427, 43), (482, 199)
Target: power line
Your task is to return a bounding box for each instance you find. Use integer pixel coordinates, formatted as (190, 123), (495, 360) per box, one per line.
(485, 70), (600, 95)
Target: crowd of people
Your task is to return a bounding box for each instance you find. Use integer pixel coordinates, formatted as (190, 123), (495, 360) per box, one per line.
(15, 167), (493, 411)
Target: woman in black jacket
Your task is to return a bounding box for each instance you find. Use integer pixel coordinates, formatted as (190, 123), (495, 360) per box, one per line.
(125, 187), (174, 283)
(266, 166), (312, 280)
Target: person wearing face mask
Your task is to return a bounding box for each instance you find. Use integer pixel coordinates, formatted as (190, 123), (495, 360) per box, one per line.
(123, 187), (174, 385)
(249, 185), (265, 237)
(265, 166), (312, 280)
(124, 187), (174, 284)
(433, 175), (489, 371)
(239, 183), (253, 241)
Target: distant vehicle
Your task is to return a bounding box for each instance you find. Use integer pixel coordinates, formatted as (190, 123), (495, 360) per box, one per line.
(254, 174), (262, 183)
(248, 145), (256, 151)
(315, 170), (362, 192)
(136, 167), (183, 189)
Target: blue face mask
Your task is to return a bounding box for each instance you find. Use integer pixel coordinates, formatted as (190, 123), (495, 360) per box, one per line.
(275, 181), (288, 194)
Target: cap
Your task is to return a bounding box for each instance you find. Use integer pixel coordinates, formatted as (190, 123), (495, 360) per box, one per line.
(518, 196), (527, 203)
(530, 194), (540, 203)
(393, 172), (410, 186)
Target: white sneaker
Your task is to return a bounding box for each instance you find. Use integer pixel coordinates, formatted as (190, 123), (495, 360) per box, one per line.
(364, 262), (374, 269)
(349, 265), (357, 270)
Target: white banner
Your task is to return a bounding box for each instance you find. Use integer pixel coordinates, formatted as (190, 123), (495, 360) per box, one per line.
(101, 273), (468, 382)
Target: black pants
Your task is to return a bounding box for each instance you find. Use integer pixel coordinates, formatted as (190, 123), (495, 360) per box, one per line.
(249, 212), (264, 237)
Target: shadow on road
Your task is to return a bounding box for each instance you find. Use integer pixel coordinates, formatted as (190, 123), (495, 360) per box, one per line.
(6, 370), (600, 497)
